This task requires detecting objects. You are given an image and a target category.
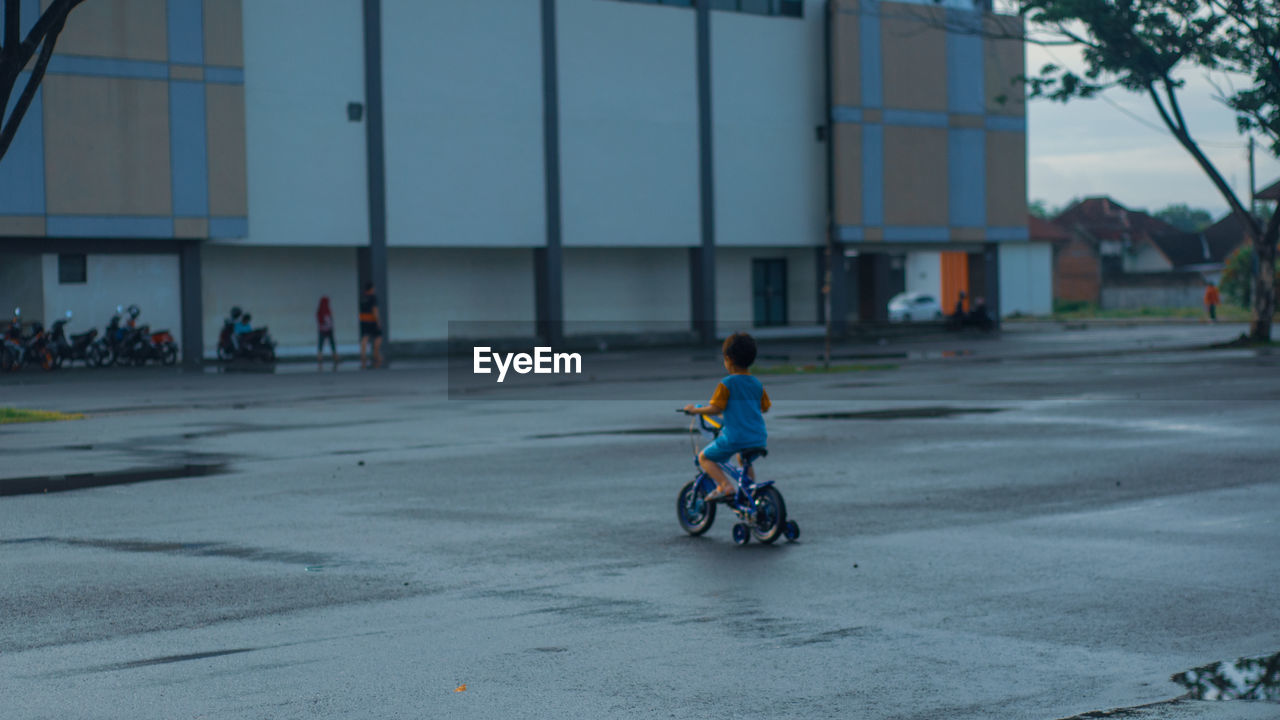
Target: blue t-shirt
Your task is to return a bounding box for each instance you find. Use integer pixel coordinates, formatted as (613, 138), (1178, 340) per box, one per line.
(714, 373), (768, 448)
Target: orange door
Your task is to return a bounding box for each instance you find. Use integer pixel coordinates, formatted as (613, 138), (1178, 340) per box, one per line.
(941, 252), (969, 315)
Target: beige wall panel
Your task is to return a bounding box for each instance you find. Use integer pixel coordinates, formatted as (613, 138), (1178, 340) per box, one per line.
(43, 75), (172, 215)
(832, 4), (860, 107)
(204, 0), (244, 68)
(949, 114), (984, 128)
(169, 65), (204, 81)
(880, 5), (946, 112)
(986, 131), (1027, 226)
(833, 124), (862, 226)
(0, 216), (46, 236)
(985, 15), (1025, 115)
(174, 217), (209, 238)
(206, 83), (248, 217)
(883, 126), (948, 226)
(49, 0), (168, 61)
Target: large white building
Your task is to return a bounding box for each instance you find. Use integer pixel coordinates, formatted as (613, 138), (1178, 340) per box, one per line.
(0, 0), (1050, 362)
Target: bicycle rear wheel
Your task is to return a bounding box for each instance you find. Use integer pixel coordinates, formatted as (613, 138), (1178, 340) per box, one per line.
(749, 486), (786, 544)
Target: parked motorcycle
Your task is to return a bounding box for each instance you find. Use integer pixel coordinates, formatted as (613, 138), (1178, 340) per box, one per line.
(48, 311), (100, 368)
(89, 307), (126, 368)
(217, 307), (276, 362)
(124, 323), (179, 366)
(1, 309), (25, 371)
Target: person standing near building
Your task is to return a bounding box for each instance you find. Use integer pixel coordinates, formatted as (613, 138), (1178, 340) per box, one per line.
(316, 296), (338, 370)
(1204, 282), (1220, 324)
(359, 282), (383, 369)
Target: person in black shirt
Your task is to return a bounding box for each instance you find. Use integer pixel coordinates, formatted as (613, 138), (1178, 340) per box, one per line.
(358, 282), (383, 369)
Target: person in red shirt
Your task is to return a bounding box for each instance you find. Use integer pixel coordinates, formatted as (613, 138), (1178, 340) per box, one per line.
(316, 296), (338, 370)
(1204, 282), (1220, 324)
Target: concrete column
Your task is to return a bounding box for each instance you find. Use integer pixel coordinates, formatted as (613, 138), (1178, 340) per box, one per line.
(536, 0), (564, 346)
(818, 243), (847, 333)
(179, 241), (203, 368)
(362, 0), (390, 349)
(692, 0), (716, 343)
(984, 241), (1000, 328)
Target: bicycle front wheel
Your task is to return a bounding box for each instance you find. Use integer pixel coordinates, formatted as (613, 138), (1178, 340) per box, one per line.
(677, 479), (716, 536)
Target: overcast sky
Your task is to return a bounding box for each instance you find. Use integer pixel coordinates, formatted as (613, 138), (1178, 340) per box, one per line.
(1025, 45), (1280, 219)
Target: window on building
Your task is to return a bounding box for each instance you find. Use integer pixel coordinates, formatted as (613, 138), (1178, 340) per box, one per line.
(58, 254), (87, 284)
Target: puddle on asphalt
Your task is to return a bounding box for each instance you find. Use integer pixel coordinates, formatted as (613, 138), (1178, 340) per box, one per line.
(789, 406), (1003, 421)
(0, 537), (331, 566)
(0, 463), (229, 497)
(530, 428), (687, 439)
(1172, 652), (1280, 701)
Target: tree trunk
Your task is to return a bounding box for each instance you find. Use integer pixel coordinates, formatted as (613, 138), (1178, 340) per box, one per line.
(1252, 210), (1280, 342)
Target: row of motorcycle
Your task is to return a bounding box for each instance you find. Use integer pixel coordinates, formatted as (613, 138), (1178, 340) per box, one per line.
(1, 305), (178, 372)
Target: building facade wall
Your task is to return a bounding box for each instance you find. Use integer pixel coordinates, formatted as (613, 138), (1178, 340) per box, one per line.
(998, 241), (1052, 315)
(241, 0), (364, 247)
(382, 0), (546, 248)
(830, 0), (1027, 246)
(201, 245), (358, 352)
(388, 248), (536, 341)
(41, 252), (183, 347)
(905, 251), (942, 300)
(715, 246), (818, 327)
(563, 247), (691, 331)
(1054, 237), (1101, 303)
(0, 254), (45, 322)
(1101, 281), (1203, 310)
(711, 5), (826, 247)
(558, 0), (700, 248)
(0, 0), (246, 241)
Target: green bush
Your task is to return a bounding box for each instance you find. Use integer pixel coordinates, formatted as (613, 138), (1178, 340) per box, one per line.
(1219, 245), (1279, 308)
(1053, 299), (1095, 314)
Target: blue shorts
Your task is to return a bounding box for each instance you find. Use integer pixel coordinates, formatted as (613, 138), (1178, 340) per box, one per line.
(702, 436), (764, 464)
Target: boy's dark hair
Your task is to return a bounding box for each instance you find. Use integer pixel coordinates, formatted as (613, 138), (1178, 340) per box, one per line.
(722, 332), (757, 368)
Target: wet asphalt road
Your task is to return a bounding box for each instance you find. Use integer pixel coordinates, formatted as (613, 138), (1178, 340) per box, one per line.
(1, 324), (1278, 719)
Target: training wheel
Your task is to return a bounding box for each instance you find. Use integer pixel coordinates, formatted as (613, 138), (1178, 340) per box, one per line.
(732, 523), (750, 545)
(783, 520), (800, 542)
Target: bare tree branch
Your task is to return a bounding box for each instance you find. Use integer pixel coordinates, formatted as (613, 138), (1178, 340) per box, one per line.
(0, 7), (66, 161)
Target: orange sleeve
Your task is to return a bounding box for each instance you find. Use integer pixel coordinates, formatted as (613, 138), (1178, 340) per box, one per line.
(761, 388), (771, 412)
(709, 382), (729, 409)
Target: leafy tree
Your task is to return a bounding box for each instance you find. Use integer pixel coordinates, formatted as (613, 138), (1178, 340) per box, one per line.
(1220, 243), (1280, 307)
(1153, 203), (1214, 232)
(1029, 199), (1053, 218)
(0, 0), (87, 164)
(988, 0), (1280, 340)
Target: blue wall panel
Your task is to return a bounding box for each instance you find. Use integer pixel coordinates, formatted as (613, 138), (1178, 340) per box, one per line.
(862, 124), (883, 227)
(167, 0), (205, 65)
(946, 30), (984, 115)
(0, 75), (46, 216)
(46, 216), (175, 238)
(859, 2), (881, 108)
(948, 128), (985, 227)
(169, 80), (210, 216)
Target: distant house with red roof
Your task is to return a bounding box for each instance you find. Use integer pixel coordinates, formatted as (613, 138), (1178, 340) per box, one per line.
(1040, 182), (1280, 309)
(1046, 197), (1214, 308)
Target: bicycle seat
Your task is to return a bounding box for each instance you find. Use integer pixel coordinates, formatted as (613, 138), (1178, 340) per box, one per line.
(739, 448), (768, 463)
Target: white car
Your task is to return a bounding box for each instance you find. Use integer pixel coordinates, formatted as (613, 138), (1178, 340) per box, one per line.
(888, 292), (944, 322)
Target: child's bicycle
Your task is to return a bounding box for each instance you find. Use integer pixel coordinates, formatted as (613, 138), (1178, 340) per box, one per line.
(675, 409), (800, 545)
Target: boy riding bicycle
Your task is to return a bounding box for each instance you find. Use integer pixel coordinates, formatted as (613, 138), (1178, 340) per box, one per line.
(682, 332), (771, 502)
